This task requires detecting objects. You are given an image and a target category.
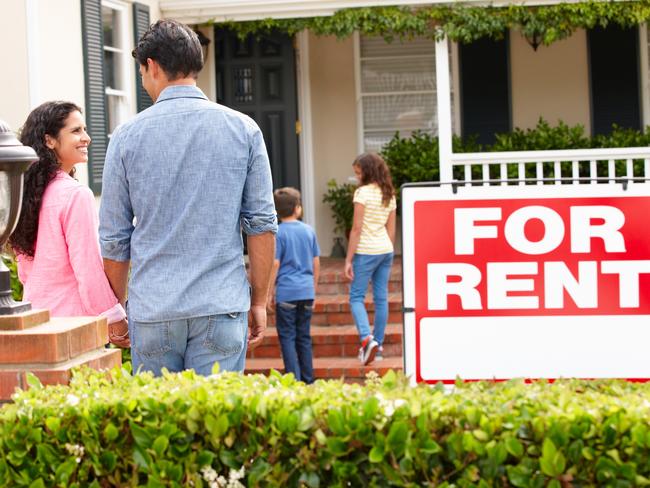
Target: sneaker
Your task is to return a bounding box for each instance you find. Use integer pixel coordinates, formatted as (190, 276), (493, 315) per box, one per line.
(375, 346), (384, 362)
(358, 335), (379, 365)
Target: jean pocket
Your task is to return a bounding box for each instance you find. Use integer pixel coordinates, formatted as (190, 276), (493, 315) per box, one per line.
(203, 313), (246, 355)
(133, 321), (172, 358)
(278, 302), (297, 310)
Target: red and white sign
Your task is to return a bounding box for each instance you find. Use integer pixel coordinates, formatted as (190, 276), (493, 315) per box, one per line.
(401, 184), (650, 384)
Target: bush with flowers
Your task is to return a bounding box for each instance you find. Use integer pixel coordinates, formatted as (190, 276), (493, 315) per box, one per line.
(2, 366), (650, 487)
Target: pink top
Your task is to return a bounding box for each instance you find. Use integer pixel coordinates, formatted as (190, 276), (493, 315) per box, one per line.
(16, 171), (125, 322)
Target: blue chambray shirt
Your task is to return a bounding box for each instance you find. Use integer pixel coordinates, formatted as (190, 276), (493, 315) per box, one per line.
(99, 85), (277, 322)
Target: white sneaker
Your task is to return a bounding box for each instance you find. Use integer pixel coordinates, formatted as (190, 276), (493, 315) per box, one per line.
(359, 336), (379, 365)
(375, 346), (384, 362)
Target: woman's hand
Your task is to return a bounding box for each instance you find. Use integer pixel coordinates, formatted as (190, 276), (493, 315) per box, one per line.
(108, 318), (130, 348)
(344, 260), (354, 281)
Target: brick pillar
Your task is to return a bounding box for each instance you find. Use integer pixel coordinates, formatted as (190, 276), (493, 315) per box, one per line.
(0, 310), (121, 401)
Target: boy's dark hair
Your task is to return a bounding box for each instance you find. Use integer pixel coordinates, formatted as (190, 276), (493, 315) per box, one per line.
(274, 187), (301, 219)
(132, 19), (204, 80)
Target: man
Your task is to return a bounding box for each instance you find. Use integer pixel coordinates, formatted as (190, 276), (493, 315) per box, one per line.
(99, 19), (277, 376)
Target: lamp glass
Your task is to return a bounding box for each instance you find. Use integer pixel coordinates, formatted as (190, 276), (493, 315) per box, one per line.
(0, 172), (9, 238)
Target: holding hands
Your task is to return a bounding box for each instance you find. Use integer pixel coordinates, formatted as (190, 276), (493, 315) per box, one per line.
(108, 318), (130, 348)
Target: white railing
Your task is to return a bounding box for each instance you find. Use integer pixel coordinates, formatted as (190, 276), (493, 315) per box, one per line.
(448, 147), (650, 186)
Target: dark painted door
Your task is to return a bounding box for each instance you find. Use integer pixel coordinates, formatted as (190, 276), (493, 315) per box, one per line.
(214, 28), (300, 190)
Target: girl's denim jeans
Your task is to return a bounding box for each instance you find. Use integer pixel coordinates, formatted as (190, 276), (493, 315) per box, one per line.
(349, 252), (394, 346)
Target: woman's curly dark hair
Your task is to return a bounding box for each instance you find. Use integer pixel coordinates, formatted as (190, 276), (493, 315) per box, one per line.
(9, 101), (81, 257)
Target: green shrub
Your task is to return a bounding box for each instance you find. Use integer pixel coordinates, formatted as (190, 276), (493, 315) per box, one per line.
(322, 179), (356, 237)
(2, 254), (23, 301)
(4, 368), (650, 487)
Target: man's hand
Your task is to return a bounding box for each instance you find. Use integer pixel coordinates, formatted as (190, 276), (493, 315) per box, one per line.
(248, 304), (267, 349)
(108, 318), (130, 348)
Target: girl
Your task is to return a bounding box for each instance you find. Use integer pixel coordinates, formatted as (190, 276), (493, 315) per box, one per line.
(344, 152), (396, 365)
(10, 101), (129, 347)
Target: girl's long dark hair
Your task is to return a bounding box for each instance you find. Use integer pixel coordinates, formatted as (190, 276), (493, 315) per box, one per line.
(353, 152), (395, 206)
(9, 101), (81, 257)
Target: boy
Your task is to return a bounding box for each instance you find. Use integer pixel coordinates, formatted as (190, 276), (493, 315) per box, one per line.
(268, 188), (320, 384)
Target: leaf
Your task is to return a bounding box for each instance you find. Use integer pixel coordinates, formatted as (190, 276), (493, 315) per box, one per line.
(506, 437), (524, 458)
(25, 373), (42, 390)
(103, 423), (119, 442)
(387, 421), (409, 457)
(369, 445), (385, 463)
(130, 422), (152, 447)
(211, 362), (220, 375)
(152, 435), (169, 456)
(45, 417), (61, 434)
(327, 410), (346, 437)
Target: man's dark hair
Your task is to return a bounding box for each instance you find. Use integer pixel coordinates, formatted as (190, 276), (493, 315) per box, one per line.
(274, 187), (301, 220)
(132, 19), (204, 80)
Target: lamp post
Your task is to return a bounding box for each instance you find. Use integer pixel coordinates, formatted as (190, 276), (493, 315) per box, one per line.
(0, 120), (37, 314)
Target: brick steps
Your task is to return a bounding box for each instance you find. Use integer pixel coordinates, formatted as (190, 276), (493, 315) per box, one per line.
(248, 324), (403, 358)
(246, 355), (403, 382)
(246, 257), (404, 382)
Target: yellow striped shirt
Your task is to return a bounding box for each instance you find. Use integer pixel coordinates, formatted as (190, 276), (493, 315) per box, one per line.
(353, 183), (396, 255)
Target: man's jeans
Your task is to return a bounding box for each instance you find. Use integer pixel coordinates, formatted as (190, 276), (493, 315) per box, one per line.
(129, 313), (248, 376)
(275, 299), (314, 384)
(349, 252), (394, 346)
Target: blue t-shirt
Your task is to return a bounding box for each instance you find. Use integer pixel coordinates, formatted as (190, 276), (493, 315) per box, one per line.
(275, 220), (320, 303)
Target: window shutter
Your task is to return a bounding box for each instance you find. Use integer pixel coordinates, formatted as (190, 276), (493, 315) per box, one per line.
(588, 25), (641, 135)
(81, 0), (108, 194)
(133, 2), (153, 112)
(459, 34), (511, 145)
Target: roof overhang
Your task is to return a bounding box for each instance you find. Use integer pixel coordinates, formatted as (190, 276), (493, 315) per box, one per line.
(159, 0), (600, 24)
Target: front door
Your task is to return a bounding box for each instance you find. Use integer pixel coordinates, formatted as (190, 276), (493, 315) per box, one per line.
(214, 28), (300, 190)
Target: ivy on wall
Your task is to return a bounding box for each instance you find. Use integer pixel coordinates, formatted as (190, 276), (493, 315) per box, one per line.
(217, 1), (650, 45)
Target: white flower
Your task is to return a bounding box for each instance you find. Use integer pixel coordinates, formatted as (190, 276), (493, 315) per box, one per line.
(66, 394), (80, 406)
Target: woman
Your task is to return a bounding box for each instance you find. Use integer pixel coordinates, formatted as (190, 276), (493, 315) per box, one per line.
(10, 101), (129, 347)
(344, 152), (396, 365)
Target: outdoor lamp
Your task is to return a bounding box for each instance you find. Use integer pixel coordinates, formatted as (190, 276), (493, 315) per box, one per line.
(0, 119), (37, 314)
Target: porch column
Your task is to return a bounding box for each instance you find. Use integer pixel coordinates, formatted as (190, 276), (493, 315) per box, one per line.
(435, 36), (453, 183)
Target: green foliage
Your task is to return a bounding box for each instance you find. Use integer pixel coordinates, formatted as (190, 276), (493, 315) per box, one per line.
(2, 254), (23, 301)
(380, 131), (440, 193)
(218, 1), (650, 46)
(326, 120), (650, 220)
(322, 179), (356, 236)
(5, 369), (650, 486)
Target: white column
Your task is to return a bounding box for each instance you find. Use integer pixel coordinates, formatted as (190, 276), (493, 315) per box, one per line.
(435, 36), (453, 183)
(26, 0), (41, 109)
(296, 30), (316, 226)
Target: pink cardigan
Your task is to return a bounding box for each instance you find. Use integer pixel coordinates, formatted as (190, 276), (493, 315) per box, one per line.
(16, 171), (125, 322)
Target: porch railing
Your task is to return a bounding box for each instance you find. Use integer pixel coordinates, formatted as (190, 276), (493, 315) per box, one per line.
(447, 147), (650, 186)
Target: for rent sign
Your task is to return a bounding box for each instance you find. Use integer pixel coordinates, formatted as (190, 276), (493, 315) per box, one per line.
(401, 184), (650, 384)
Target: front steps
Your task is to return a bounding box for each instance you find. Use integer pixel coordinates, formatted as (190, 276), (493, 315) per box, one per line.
(245, 257), (403, 382)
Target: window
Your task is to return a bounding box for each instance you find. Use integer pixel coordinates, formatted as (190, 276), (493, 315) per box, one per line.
(82, 0), (150, 193)
(356, 35), (438, 152)
(102, 1), (130, 136)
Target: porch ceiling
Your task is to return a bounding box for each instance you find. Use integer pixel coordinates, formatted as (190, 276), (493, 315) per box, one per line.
(159, 0), (593, 24)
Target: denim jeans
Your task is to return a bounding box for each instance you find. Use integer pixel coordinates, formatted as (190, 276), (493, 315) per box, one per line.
(275, 299), (314, 384)
(129, 312), (248, 377)
(349, 252), (394, 346)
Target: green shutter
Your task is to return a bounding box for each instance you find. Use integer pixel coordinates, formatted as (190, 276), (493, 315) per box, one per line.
(81, 0), (108, 194)
(133, 2), (153, 112)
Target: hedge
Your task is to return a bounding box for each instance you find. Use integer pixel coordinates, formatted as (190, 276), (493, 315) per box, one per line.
(3, 367), (650, 487)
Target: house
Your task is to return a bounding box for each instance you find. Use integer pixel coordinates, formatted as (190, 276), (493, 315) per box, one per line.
(1, 0), (649, 254)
